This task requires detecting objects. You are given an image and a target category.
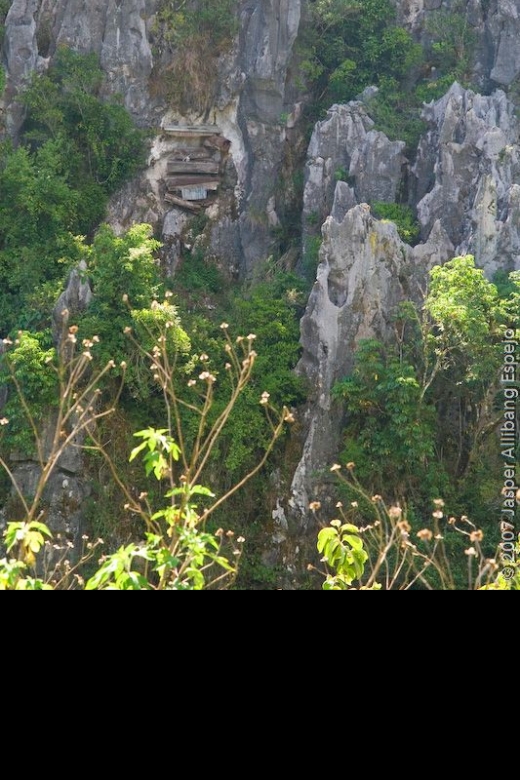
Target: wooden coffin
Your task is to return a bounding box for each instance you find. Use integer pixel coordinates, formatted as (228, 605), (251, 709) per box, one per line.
(166, 160), (220, 175)
(164, 193), (203, 212)
(163, 124), (221, 136)
(166, 175), (220, 190)
(168, 149), (217, 161)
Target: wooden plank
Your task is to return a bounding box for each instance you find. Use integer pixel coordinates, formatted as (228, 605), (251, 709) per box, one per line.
(168, 149), (217, 161)
(166, 175), (220, 190)
(163, 124), (221, 136)
(164, 193), (203, 212)
(167, 160), (220, 175)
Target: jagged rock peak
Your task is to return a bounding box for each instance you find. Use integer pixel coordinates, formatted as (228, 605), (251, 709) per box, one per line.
(290, 199), (453, 528)
(414, 83), (520, 275)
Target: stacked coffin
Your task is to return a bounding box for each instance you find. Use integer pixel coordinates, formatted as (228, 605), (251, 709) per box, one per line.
(163, 125), (227, 212)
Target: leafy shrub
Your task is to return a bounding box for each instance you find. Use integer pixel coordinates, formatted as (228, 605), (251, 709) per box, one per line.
(300, 0), (421, 113)
(371, 202), (420, 245)
(22, 47), (146, 203)
(0, 49), (146, 336)
(0, 331), (57, 456)
(333, 257), (519, 518)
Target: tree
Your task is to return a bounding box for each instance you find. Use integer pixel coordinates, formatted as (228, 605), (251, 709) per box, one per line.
(334, 256), (518, 510)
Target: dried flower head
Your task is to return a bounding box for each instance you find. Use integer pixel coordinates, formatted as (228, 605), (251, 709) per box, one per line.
(417, 528), (433, 542)
(470, 529), (484, 543)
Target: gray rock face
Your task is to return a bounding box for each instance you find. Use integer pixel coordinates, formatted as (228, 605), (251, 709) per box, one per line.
(397, 1), (520, 91)
(290, 200), (453, 527)
(487, 0), (520, 87)
(414, 83), (520, 275)
(302, 103), (406, 265)
(3, 0), (156, 128)
(2, 0), (40, 134)
(226, 0), (303, 275)
(1, 262), (94, 555)
(9, 415), (90, 561)
(53, 261), (93, 342)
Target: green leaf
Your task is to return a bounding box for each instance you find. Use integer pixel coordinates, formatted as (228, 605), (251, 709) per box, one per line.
(317, 527), (337, 554)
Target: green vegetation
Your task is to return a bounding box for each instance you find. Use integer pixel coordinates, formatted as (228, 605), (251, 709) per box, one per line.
(171, 262), (307, 480)
(333, 256), (519, 536)
(155, 0), (238, 52)
(298, 0), (478, 153)
(151, 0), (239, 112)
(1, 9), (518, 590)
(0, 307), (292, 590)
(0, 48), (146, 335)
(0, 0), (10, 48)
(0, 332), (57, 455)
(301, 0), (420, 107)
(313, 481), (519, 591)
(371, 202), (420, 244)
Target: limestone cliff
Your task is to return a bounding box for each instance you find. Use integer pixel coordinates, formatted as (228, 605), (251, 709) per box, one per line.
(2, 0), (520, 577)
(2, 0), (303, 277)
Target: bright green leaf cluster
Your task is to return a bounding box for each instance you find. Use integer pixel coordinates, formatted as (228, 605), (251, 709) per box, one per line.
(317, 521), (368, 589)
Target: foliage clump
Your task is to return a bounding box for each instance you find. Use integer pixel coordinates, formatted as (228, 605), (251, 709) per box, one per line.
(151, 0), (239, 113)
(0, 48), (146, 335)
(333, 256), (519, 530)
